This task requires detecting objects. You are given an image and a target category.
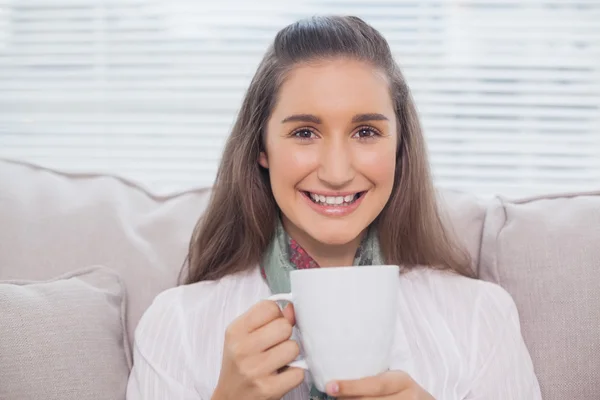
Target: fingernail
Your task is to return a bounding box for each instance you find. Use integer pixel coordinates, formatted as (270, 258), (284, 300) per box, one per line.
(326, 382), (339, 395)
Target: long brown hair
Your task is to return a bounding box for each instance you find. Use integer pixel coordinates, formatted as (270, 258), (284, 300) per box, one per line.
(183, 15), (474, 283)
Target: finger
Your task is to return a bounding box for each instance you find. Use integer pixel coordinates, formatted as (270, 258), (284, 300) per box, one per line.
(281, 303), (296, 326)
(247, 317), (293, 352)
(254, 339), (300, 375)
(234, 300), (283, 333)
(264, 366), (305, 399)
(327, 371), (411, 397)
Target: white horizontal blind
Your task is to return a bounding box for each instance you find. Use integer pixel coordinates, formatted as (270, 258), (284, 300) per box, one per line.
(0, 0), (599, 197)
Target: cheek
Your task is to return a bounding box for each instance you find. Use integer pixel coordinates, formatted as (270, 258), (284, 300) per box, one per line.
(355, 143), (397, 187)
(268, 145), (317, 189)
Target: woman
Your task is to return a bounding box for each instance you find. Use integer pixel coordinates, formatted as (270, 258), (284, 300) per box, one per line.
(127, 16), (541, 400)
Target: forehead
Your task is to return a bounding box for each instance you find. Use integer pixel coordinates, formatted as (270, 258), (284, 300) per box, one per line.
(273, 58), (395, 117)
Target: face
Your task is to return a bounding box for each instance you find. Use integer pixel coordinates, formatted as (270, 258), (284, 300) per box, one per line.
(259, 58), (397, 248)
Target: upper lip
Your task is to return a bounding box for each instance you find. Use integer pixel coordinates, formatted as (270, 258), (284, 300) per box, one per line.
(302, 190), (366, 196)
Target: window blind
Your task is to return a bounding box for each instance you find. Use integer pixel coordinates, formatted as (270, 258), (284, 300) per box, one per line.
(1, 0), (599, 197)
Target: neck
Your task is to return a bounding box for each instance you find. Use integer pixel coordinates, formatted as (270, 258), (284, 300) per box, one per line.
(281, 218), (365, 267)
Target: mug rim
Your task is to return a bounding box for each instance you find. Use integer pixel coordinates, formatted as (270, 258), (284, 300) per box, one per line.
(289, 264), (399, 276)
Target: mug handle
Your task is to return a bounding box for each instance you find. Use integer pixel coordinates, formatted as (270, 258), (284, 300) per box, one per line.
(267, 293), (309, 370)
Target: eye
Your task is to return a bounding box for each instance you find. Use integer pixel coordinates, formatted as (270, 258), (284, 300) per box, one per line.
(353, 126), (381, 139)
(292, 128), (317, 140)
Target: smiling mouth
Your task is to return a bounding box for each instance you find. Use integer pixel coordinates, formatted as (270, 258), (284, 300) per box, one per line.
(302, 191), (366, 206)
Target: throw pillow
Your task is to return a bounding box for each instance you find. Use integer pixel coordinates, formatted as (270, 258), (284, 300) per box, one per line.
(0, 266), (131, 400)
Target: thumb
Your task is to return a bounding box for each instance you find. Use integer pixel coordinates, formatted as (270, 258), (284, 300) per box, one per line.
(281, 303), (296, 326)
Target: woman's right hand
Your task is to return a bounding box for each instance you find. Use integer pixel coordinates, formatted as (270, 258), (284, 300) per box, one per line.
(212, 300), (304, 400)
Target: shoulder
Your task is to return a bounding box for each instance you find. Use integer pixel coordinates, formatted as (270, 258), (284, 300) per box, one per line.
(400, 267), (518, 322)
(135, 268), (270, 342)
(135, 266), (269, 346)
(399, 267), (523, 376)
(398, 268), (520, 354)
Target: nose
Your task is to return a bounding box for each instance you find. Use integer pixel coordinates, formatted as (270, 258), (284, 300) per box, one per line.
(317, 138), (355, 188)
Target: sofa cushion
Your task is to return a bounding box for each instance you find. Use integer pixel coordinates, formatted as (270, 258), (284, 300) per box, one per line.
(437, 189), (488, 273)
(479, 191), (600, 400)
(0, 266), (130, 400)
(0, 159), (210, 347)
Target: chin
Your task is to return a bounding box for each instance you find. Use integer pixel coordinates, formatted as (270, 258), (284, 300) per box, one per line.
(304, 221), (364, 246)
(313, 232), (357, 246)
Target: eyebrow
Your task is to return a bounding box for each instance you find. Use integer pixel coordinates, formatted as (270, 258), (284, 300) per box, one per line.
(351, 113), (389, 123)
(281, 114), (322, 124)
(281, 113), (389, 124)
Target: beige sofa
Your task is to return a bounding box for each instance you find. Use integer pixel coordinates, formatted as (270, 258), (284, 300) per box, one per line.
(0, 158), (598, 400)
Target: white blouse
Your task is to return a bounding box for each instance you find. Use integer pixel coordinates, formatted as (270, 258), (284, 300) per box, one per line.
(126, 267), (542, 400)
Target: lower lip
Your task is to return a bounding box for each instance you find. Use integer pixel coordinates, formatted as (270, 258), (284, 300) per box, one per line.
(301, 191), (366, 217)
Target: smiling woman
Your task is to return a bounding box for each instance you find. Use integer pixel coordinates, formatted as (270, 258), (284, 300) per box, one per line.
(126, 15), (542, 400)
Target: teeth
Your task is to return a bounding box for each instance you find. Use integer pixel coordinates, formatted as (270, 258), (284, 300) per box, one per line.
(307, 192), (360, 206)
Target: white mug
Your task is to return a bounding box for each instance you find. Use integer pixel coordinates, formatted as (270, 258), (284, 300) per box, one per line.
(268, 265), (399, 392)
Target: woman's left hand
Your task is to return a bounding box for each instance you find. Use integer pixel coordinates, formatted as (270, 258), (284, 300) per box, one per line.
(325, 370), (435, 399)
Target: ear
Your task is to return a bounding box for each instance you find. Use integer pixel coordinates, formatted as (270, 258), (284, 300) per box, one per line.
(258, 151), (269, 169)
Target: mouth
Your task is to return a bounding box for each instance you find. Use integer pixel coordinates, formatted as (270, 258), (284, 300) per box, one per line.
(301, 191), (366, 207)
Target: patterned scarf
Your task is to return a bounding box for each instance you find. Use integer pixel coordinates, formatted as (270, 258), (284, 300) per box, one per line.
(260, 220), (385, 399)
